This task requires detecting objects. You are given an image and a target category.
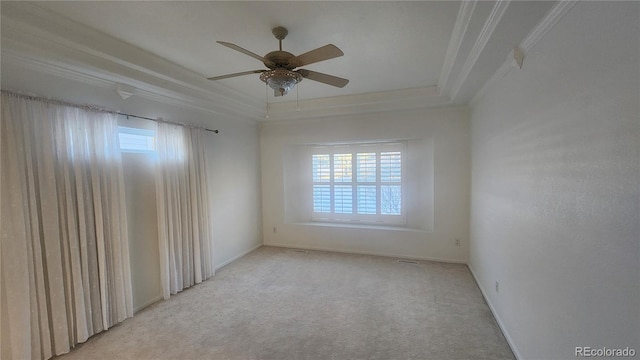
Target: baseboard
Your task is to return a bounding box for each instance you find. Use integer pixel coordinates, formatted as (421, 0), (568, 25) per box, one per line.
(132, 243), (262, 314)
(265, 242), (467, 264)
(215, 242), (263, 271)
(133, 294), (163, 314)
(467, 264), (522, 360)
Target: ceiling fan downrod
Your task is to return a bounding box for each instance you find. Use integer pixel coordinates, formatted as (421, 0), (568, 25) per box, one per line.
(272, 26), (288, 51)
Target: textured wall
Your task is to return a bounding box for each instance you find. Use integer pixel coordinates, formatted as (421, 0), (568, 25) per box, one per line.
(469, 2), (639, 358)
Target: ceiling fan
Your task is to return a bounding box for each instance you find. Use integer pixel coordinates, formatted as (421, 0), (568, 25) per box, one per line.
(207, 26), (349, 97)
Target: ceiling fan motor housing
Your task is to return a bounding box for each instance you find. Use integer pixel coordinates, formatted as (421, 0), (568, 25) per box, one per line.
(264, 51), (297, 69)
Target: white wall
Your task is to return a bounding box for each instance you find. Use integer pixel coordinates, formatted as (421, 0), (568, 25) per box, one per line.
(1, 65), (264, 311)
(469, 2), (639, 359)
(119, 117), (162, 312)
(260, 106), (470, 262)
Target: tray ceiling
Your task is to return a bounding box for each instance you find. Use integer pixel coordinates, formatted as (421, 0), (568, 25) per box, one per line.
(1, 1), (559, 121)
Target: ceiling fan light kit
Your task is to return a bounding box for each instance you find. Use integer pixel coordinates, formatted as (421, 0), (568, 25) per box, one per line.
(260, 68), (302, 96)
(208, 26), (348, 97)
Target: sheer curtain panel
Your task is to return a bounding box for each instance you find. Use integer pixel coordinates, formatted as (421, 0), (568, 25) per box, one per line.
(155, 123), (214, 299)
(0, 93), (133, 360)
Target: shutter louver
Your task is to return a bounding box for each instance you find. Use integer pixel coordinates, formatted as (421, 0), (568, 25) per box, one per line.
(312, 144), (403, 224)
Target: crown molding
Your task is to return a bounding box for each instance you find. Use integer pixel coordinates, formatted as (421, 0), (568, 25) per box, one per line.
(264, 86), (450, 122)
(1, 49), (260, 124)
(2, 49), (116, 89)
(448, 0), (511, 101)
(519, 1), (577, 52)
(470, 1), (577, 106)
(1, 2), (266, 122)
(437, 0), (477, 95)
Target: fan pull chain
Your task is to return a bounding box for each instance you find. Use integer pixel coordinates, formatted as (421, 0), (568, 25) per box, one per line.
(265, 83), (270, 119)
(296, 84), (300, 111)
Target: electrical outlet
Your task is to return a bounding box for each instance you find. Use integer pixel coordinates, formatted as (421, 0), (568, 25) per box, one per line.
(455, 239), (460, 246)
(495, 281), (499, 293)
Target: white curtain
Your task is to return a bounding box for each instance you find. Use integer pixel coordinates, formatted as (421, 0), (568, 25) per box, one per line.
(155, 123), (214, 299)
(0, 93), (133, 360)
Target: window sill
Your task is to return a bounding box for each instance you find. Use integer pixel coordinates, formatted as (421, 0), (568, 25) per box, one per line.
(290, 221), (431, 233)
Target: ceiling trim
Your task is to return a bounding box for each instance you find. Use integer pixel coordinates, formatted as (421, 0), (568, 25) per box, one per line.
(437, 0), (477, 95)
(470, 0), (578, 106)
(1, 48), (259, 124)
(1, 2), (267, 121)
(520, 0), (578, 51)
(265, 86), (449, 122)
(448, 0), (511, 101)
(3, 49), (116, 89)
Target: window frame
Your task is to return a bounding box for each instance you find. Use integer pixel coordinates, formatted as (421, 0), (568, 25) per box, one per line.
(310, 142), (406, 225)
(117, 126), (156, 154)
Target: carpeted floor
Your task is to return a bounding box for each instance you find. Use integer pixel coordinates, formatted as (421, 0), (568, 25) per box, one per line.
(57, 246), (514, 360)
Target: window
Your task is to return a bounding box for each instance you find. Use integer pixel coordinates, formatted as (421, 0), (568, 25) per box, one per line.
(311, 142), (404, 224)
(118, 126), (155, 153)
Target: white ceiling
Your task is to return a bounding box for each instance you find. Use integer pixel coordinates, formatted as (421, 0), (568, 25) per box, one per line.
(33, 1), (459, 102)
(1, 1), (558, 121)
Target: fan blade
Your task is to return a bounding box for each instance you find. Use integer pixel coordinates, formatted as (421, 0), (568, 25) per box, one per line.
(290, 44), (344, 67)
(207, 70), (265, 81)
(217, 41), (275, 67)
(298, 69), (349, 88)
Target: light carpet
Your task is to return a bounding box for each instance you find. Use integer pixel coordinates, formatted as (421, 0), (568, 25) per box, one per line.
(56, 246), (514, 360)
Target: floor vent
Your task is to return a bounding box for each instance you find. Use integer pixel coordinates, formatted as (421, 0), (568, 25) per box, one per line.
(293, 249), (309, 254)
(397, 259), (419, 265)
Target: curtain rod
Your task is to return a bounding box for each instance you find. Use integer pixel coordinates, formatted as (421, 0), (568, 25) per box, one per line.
(118, 113), (219, 134)
(1, 89), (219, 134)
